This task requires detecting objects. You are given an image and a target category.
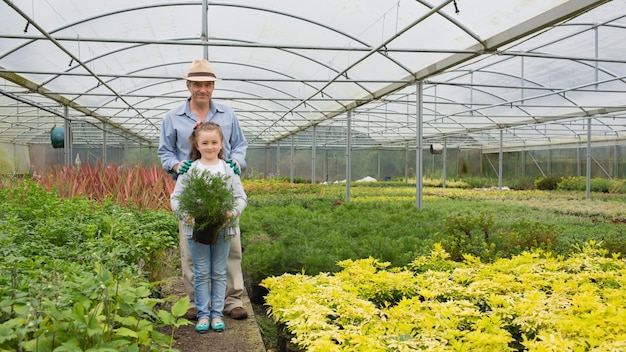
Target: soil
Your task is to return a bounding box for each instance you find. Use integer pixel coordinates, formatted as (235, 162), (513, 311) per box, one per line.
(158, 276), (270, 352)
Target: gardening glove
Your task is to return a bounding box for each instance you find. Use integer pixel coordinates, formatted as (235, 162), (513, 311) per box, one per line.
(177, 160), (192, 175)
(225, 159), (241, 176)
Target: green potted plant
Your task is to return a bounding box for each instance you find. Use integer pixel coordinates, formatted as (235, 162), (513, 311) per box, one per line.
(174, 168), (236, 244)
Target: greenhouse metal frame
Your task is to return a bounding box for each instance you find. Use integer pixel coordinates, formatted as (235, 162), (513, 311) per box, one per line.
(1, 0), (626, 193)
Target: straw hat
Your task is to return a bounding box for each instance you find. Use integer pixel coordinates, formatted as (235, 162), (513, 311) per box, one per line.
(182, 59), (219, 81)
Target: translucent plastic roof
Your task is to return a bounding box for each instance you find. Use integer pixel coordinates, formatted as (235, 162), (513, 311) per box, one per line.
(2, 0), (625, 150)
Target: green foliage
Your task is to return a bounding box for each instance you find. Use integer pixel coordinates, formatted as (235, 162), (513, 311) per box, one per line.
(438, 211), (561, 262)
(0, 181), (187, 351)
(242, 201), (436, 286)
(439, 211), (496, 261)
(533, 175), (561, 190)
(0, 180), (178, 280)
(335, 257), (419, 307)
(0, 260), (189, 351)
(590, 177), (606, 192)
(0, 173), (23, 190)
(610, 179), (626, 193)
(599, 229), (626, 257)
(243, 179), (626, 350)
(243, 179), (337, 208)
(409, 243), (462, 273)
(242, 183), (626, 289)
(247, 180), (626, 350)
(174, 168), (235, 231)
(458, 176), (498, 188)
(557, 176), (626, 193)
(557, 176), (585, 191)
(274, 175), (311, 184)
(495, 221), (557, 254)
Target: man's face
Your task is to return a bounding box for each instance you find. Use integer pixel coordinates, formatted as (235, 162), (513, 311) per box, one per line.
(187, 80), (214, 103)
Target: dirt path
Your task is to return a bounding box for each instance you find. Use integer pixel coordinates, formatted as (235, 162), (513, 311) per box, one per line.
(160, 277), (267, 352)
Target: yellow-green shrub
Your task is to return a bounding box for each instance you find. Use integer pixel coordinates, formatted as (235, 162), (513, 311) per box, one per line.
(262, 242), (626, 351)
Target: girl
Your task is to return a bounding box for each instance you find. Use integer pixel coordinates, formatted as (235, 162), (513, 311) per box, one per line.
(170, 121), (247, 333)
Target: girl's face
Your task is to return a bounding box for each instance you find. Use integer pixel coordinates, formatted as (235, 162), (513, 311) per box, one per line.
(195, 129), (223, 162)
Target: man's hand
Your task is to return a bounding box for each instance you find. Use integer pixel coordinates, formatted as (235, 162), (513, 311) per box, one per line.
(225, 159), (241, 176)
(177, 160), (192, 175)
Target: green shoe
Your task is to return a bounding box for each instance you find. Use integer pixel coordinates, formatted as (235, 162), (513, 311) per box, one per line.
(211, 319), (225, 332)
(195, 319), (209, 333)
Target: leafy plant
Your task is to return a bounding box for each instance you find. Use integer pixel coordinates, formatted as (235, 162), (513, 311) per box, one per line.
(173, 168), (235, 234)
(457, 176), (498, 188)
(590, 177), (612, 193)
(439, 211), (496, 261)
(241, 201), (435, 287)
(534, 175), (561, 190)
(495, 221), (557, 256)
(0, 180), (186, 351)
(557, 176), (626, 193)
(262, 244), (626, 352)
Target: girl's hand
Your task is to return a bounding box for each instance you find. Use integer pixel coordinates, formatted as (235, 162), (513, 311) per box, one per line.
(185, 215), (195, 226)
(223, 211), (233, 226)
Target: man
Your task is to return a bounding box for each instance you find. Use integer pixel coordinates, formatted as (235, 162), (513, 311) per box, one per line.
(158, 59), (249, 320)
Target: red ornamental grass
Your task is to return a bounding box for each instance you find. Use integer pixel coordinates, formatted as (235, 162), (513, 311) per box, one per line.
(36, 161), (175, 210)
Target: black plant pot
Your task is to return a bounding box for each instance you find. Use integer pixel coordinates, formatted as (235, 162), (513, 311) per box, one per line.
(278, 328), (302, 352)
(250, 284), (269, 305)
(192, 222), (221, 245)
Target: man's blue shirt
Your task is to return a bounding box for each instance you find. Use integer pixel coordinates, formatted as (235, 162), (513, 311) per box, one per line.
(158, 97), (248, 178)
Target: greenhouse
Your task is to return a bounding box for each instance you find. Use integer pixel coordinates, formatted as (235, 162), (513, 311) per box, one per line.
(3, 2), (626, 351)
(1, 0), (626, 184)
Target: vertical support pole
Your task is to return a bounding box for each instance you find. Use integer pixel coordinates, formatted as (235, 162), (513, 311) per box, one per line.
(522, 148), (526, 178)
(276, 141), (280, 178)
(442, 138), (447, 188)
(470, 71), (474, 116)
(404, 143), (409, 184)
(416, 82), (423, 209)
(521, 57), (525, 104)
(64, 106), (71, 166)
(498, 130), (503, 190)
(290, 135), (295, 183)
(377, 149), (381, 180)
(202, 0), (209, 59)
(324, 148), (328, 183)
(311, 126), (316, 184)
(614, 142), (618, 178)
(102, 122), (107, 164)
(456, 146), (460, 179)
(586, 118), (591, 199)
(577, 141), (581, 176)
(265, 145), (270, 177)
(594, 27), (599, 89)
(346, 111), (352, 203)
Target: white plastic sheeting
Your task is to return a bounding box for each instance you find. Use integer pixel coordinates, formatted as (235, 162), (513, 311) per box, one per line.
(1, 0), (625, 150)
